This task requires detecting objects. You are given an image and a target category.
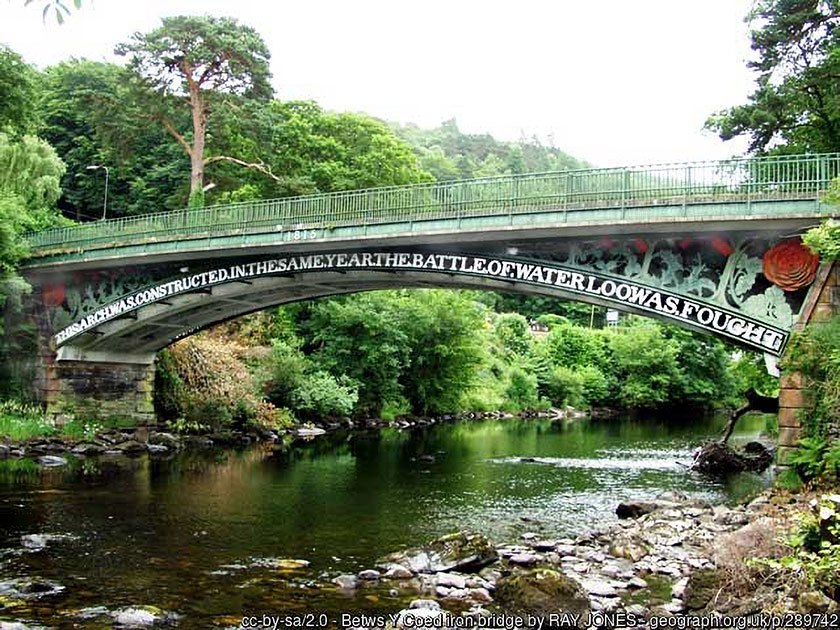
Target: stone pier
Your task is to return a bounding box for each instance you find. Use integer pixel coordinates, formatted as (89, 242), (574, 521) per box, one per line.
(777, 261), (840, 467)
(35, 346), (156, 426)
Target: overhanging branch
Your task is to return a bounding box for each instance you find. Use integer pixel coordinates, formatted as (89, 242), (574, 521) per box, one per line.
(203, 155), (281, 182)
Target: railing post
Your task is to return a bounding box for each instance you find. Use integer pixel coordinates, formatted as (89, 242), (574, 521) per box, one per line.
(683, 166), (691, 216)
(621, 168), (628, 219)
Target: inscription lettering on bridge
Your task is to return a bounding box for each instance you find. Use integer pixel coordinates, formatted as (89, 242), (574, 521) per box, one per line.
(54, 251), (789, 355)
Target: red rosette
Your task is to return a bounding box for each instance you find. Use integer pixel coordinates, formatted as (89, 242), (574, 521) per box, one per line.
(710, 237), (733, 257)
(42, 284), (65, 308)
(762, 239), (820, 292)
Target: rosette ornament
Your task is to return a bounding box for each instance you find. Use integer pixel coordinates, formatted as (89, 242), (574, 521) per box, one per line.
(762, 239), (820, 291)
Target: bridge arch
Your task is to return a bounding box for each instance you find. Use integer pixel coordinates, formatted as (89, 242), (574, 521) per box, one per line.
(44, 247), (804, 362)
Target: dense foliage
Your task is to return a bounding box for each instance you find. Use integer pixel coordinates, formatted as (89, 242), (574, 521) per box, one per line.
(394, 119), (589, 180)
(0, 49), (67, 398)
(706, 1), (840, 154)
(784, 315), (840, 439)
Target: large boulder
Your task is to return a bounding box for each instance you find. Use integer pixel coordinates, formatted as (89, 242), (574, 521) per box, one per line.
(616, 501), (678, 519)
(692, 441), (772, 476)
(378, 532), (497, 574)
(495, 568), (589, 627)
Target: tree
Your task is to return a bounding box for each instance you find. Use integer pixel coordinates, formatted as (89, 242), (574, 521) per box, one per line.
(212, 100), (432, 199)
(706, 1), (840, 153)
(0, 133), (66, 394)
(40, 60), (189, 219)
(0, 45), (38, 134)
(609, 323), (680, 409)
(116, 16), (273, 206)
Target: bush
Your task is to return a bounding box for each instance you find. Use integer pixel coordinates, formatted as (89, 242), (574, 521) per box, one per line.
(160, 335), (283, 431)
(577, 365), (611, 406)
(783, 315), (840, 438)
(544, 366), (584, 408)
(544, 323), (611, 371)
(290, 371), (358, 419)
(504, 366), (540, 410)
(610, 323), (679, 409)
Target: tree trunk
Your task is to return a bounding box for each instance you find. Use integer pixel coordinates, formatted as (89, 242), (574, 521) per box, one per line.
(188, 84), (207, 207)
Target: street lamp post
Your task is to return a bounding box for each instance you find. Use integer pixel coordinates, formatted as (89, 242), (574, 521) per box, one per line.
(86, 164), (110, 220)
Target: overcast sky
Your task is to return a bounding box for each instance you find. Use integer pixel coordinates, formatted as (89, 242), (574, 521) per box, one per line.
(1, 0), (756, 167)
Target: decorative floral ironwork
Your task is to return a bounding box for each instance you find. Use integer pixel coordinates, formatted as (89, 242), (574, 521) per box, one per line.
(762, 239), (819, 292)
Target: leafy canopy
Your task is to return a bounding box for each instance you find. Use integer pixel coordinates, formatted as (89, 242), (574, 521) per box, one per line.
(0, 45), (39, 135)
(116, 15), (272, 100)
(706, 1), (840, 153)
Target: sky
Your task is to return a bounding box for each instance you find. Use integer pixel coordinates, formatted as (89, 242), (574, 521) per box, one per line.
(1, 0), (756, 168)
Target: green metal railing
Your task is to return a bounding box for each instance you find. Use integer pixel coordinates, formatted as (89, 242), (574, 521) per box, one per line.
(23, 153), (840, 256)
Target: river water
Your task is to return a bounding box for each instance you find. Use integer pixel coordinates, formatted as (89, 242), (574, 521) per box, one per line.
(0, 414), (771, 628)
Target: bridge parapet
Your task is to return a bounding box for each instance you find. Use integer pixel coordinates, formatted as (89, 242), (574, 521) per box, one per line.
(22, 153), (840, 264)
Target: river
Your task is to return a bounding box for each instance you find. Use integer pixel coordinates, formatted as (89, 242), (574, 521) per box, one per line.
(0, 414), (772, 629)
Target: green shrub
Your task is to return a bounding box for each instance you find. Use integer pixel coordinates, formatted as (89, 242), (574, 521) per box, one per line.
(787, 437), (840, 483)
(381, 397), (411, 422)
(504, 366), (540, 410)
(544, 366), (584, 408)
(290, 371), (358, 419)
(783, 316), (840, 438)
(577, 365), (611, 406)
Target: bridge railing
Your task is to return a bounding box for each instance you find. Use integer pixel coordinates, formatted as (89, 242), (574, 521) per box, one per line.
(23, 153), (840, 255)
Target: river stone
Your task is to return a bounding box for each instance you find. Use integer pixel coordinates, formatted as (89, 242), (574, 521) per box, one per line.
(628, 576), (648, 589)
(358, 569), (380, 580)
(383, 565), (414, 579)
(37, 455), (67, 467)
(20, 533), (74, 550)
(436, 573), (466, 589)
(609, 538), (648, 562)
(149, 432), (180, 448)
(494, 568), (589, 626)
(468, 587), (493, 603)
(683, 569), (720, 610)
(0, 444), (10, 459)
(0, 578), (64, 599)
(579, 578), (617, 597)
(0, 623), (51, 630)
(146, 444), (168, 454)
(333, 574), (359, 589)
(616, 501), (676, 519)
(112, 605), (178, 627)
(799, 590), (834, 613)
(379, 532), (497, 574)
(115, 440), (147, 454)
(509, 553), (542, 566)
(296, 427), (326, 436)
(71, 443), (106, 455)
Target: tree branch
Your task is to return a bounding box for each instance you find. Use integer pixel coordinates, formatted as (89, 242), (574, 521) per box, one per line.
(159, 115), (193, 157)
(203, 155), (281, 182)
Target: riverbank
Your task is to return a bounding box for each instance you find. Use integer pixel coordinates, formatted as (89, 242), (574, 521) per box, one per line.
(327, 488), (839, 626)
(0, 407), (589, 463)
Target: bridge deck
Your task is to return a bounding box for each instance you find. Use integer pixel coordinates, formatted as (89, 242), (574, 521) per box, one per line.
(23, 153), (840, 266)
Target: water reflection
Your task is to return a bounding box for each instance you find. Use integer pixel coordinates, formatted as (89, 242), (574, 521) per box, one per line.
(0, 414), (771, 628)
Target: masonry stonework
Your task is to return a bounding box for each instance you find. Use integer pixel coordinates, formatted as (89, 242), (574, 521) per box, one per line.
(777, 262), (840, 466)
(30, 289), (156, 426)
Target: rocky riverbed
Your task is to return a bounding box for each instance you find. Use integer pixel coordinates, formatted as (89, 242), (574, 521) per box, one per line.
(321, 490), (839, 628)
